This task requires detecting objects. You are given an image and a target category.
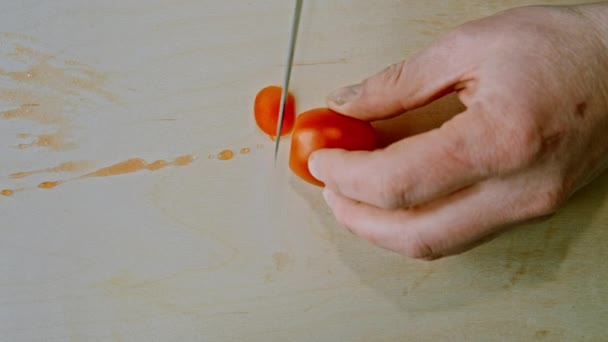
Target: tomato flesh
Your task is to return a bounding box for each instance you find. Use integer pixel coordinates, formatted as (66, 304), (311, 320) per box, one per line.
(254, 85), (295, 137)
(289, 108), (378, 186)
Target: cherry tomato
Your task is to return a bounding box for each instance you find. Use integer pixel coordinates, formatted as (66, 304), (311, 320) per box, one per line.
(254, 85), (295, 138)
(289, 107), (378, 186)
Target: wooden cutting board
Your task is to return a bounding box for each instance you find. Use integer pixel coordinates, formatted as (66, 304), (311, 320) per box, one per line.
(0, 1), (606, 340)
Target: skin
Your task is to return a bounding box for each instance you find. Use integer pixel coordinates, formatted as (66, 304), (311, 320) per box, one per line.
(307, 2), (608, 260)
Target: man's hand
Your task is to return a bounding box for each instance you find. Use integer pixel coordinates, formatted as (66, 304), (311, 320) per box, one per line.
(308, 3), (608, 260)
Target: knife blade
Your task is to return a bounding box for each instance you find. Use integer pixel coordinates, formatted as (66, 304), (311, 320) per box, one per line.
(274, 0), (303, 164)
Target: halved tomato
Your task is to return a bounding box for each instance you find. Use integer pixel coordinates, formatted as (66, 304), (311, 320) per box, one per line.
(254, 85), (295, 138)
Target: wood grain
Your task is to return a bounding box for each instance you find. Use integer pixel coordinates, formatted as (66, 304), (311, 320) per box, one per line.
(0, 1), (605, 341)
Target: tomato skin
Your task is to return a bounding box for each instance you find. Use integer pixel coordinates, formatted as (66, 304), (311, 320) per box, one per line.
(289, 108), (378, 186)
(254, 85), (295, 137)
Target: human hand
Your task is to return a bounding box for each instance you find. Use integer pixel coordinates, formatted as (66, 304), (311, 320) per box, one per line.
(308, 3), (608, 260)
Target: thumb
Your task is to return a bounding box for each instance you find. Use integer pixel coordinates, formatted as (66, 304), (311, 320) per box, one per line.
(326, 33), (477, 121)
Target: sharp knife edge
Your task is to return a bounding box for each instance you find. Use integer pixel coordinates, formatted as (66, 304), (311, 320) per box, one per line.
(274, 0), (303, 164)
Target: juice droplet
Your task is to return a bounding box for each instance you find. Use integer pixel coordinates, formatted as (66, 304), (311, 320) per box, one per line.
(0, 103), (54, 123)
(256, 144), (264, 149)
(1, 189), (14, 196)
(10, 160), (94, 179)
(78, 155), (193, 179)
(83, 158), (147, 178)
(9, 172), (28, 179)
(240, 148), (250, 155)
(52, 160), (95, 173)
(39, 181), (59, 189)
(147, 160), (168, 171)
(208, 154), (215, 159)
(0, 56), (118, 103)
(15, 133), (75, 151)
(217, 149), (234, 160)
(172, 155), (195, 166)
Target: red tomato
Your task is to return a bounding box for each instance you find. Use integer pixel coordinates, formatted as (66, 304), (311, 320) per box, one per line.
(289, 108), (378, 186)
(254, 85), (295, 138)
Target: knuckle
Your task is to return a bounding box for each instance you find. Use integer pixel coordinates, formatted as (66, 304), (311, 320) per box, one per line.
(357, 77), (372, 98)
(373, 147), (416, 209)
(439, 112), (493, 178)
(466, 98), (546, 176)
(491, 114), (544, 173)
(513, 120), (544, 165)
(358, 61), (407, 112)
(438, 123), (476, 172)
(343, 175), (370, 202)
(536, 190), (567, 215)
(377, 171), (411, 209)
(443, 24), (480, 49)
(400, 231), (435, 260)
(531, 181), (570, 216)
(379, 61), (406, 88)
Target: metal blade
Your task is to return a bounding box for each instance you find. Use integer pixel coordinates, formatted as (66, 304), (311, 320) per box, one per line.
(274, 0), (303, 164)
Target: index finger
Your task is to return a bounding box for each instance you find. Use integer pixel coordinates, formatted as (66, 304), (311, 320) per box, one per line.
(308, 111), (492, 209)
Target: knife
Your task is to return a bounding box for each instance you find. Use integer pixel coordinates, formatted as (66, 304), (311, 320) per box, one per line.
(274, 0), (303, 164)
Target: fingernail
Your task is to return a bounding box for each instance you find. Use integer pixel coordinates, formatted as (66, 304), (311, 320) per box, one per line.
(308, 153), (321, 180)
(327, 84), (361, 106)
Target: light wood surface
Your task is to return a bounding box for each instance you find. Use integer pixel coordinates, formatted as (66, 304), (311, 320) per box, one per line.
(0, 1), (606, 341)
